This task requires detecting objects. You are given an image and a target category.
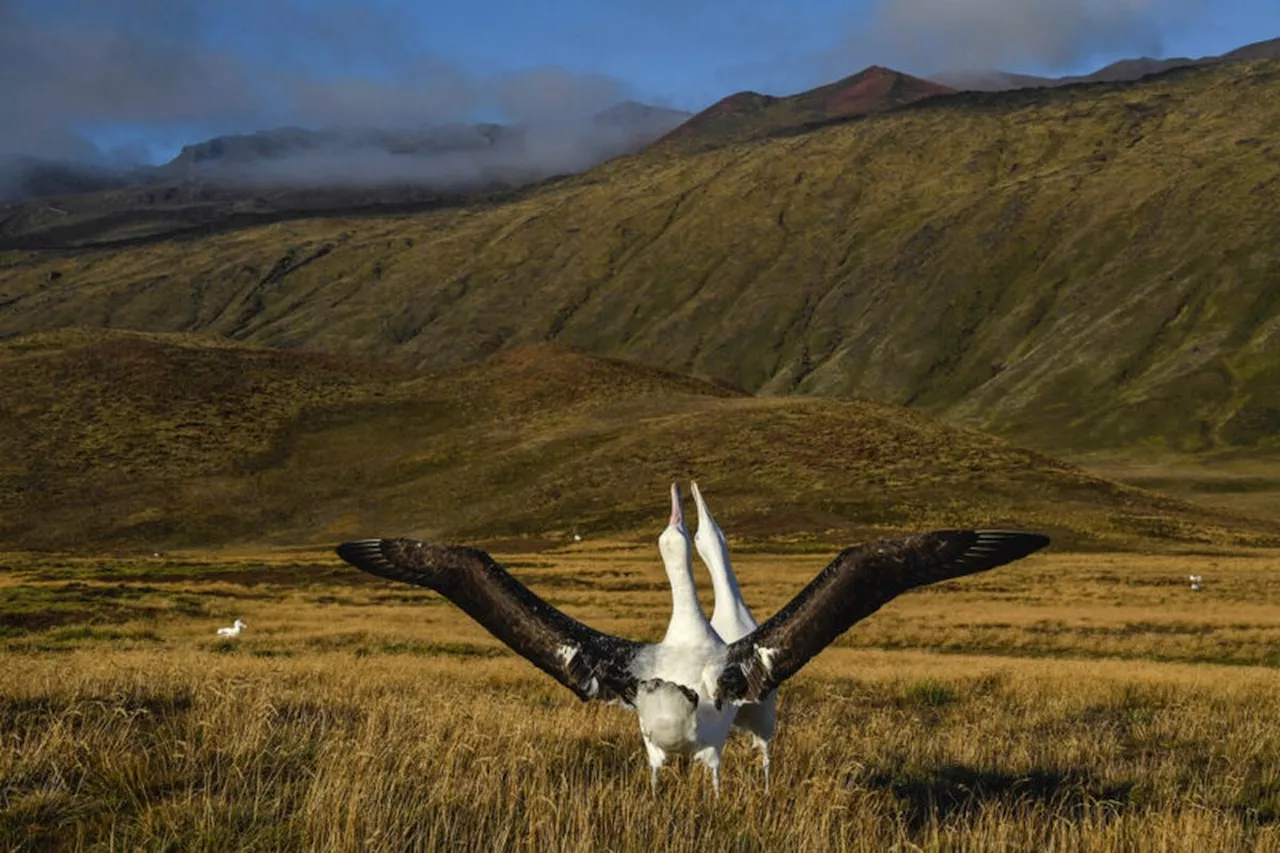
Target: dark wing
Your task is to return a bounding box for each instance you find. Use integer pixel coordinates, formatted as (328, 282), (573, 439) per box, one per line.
(715, 530), (1049, 705)
(336, 539), (644, 705)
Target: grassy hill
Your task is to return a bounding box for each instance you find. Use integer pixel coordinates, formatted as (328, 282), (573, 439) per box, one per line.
(1, 61), (1279, 459)
(654, 66), (953, 152)
(0, 329), (1273, 551)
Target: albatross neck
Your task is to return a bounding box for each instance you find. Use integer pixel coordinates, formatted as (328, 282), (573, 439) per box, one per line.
(702, 540), (754, 630)
(661, 537), (711, 643)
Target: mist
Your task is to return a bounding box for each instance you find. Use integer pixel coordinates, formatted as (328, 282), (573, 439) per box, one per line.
(836, 0), (1206, 76)
(0, 0), (682, 201)
(166, 117), (682, 190)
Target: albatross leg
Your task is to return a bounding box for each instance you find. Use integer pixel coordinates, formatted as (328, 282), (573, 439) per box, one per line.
(751, 734), (771, 793)
(695, 746), (721, 799)
(643, 738), (666, 794)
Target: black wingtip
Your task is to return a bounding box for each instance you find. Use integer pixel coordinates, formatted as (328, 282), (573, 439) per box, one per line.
(974, 530), (1050, 557)
(335, 539), (390, 571)
(962, 530), (1050, 571)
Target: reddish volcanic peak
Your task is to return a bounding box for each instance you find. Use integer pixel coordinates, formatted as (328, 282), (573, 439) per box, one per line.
(652, 65), (955, 152)
(797, 66), (955, 118)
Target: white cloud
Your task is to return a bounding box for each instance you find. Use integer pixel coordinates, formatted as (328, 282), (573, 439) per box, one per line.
(837, 0), (1207, 74)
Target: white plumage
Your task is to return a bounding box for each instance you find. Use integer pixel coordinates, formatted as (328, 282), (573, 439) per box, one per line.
(216, 619), (246, 637)
(691, 481), (778, 788)
(631, 483), (736, 793)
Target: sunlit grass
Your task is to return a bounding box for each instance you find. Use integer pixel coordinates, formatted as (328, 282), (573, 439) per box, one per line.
(3, 545), (1280, 850)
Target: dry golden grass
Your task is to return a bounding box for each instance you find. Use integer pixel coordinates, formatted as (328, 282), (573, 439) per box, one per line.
(3, 543), (1280, 851)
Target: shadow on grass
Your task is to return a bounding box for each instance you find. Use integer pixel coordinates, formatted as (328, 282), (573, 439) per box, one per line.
(869, 763), (1135, 829)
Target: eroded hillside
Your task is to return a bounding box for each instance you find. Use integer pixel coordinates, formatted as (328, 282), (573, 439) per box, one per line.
(1, 61), (1278, 456)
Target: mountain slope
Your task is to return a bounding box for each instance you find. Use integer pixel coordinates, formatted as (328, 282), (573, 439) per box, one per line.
(934, 35), (1280, 91)
(655, 65), (952, 152)
(1, 61), (1279, 457)
(0, 101), (691, 240)
(1, 329), (1269, 550)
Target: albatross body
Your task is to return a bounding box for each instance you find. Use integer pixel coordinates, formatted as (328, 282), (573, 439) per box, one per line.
(690, 481), (777, 787)
(630, 484), (734, 790)
(335, 487), (1050, 791)
(216, 619), (246, 637)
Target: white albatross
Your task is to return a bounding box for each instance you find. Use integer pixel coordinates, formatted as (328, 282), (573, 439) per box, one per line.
(634, 483), (735, 791)
(335, 491), (1049, 792)
(216, 619), (246, 637)
(690, 481), (777, 789)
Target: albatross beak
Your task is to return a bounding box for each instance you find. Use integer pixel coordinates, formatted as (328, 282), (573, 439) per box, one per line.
(669, 482), (684, 529)
(691, 480), (711, 525)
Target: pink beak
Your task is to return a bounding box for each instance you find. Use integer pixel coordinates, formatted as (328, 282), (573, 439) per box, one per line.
(669, 482), (684, 528)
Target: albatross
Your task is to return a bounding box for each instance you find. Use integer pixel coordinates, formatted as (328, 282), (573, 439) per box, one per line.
(216, 619), (246, 637)
(335, 487), (1049, 791)
(690, 481), (777, 789)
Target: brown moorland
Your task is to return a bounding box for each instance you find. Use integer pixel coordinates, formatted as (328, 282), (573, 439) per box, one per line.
(1, 328), (1274, 551)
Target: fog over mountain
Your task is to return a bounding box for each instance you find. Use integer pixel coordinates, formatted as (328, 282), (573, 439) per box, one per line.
(153, 103), (690, 190)
(0, 0), (688, 201)
(2, 0), (1271, 203)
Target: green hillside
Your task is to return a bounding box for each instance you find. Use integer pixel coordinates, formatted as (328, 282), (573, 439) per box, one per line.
(2, 329), (1270, 551)
(1, 61), (1278, 457)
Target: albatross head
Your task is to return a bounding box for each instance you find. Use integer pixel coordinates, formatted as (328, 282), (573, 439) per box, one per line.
(657, 482), (691, 567)
(689, 481), (727, 560)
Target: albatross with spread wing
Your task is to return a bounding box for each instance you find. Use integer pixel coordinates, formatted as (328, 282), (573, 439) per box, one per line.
(335, 486), (1048, 791)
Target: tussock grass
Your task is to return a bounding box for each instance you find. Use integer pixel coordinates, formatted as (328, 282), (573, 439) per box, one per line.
(2, 546), (1280, 850)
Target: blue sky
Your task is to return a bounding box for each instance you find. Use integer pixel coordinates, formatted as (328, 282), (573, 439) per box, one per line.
(2, 0), (1277, 164)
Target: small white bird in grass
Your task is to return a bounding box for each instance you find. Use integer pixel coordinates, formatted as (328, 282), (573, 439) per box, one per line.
(1189, 575), (1203, 592)
(217, 619), (247, 637)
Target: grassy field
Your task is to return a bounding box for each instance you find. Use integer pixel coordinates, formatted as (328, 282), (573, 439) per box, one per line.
(3, 542), (1280, 851)
(1078, 452), (1280, 531)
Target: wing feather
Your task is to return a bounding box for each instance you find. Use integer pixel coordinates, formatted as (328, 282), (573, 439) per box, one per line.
(336, 538), (643, 704)
(715, 530), (1049, 705)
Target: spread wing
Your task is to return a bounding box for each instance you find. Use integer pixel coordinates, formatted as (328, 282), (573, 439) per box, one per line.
(715, 530), (1049, 705)
(336, 539), (644, 705)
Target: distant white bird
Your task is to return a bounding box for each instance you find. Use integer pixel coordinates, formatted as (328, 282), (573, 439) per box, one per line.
(691, 481), (778, 789)
(336, 490), (1050, 792)
(573, 532), (583, 543)
(217, 619), (246, 637)
(1189, 574), (1203, 592)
